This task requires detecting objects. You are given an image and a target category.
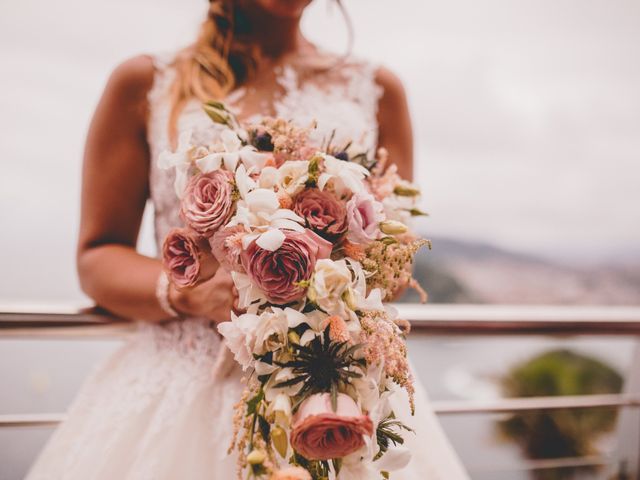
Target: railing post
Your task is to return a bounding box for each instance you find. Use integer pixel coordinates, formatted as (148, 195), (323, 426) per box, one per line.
(608, 337), (640, 479)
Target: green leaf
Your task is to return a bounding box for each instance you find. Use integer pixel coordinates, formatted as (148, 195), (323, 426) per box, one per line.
(246, 389), (264, 416)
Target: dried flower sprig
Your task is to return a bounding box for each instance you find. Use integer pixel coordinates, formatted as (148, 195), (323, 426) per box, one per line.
(360, 310), (415, 414)
(362, 238), (431, 302)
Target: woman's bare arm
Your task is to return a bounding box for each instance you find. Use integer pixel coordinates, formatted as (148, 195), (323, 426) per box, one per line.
(76, 56), (168, 321)
(77, 56), (233, 322)
(376, 67), (415, 301)
(376, 67), (414, 180)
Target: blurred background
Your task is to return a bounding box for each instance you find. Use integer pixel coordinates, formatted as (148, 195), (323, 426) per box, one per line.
(0, 0), (639, 479)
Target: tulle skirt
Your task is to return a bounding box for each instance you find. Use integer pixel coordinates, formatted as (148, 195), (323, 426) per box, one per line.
(26, 320), (468, 480)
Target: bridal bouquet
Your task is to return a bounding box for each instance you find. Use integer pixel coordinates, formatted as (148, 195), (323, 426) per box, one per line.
(159, 102), (429, 479)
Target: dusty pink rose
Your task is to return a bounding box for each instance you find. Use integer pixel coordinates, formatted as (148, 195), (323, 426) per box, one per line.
(181, 170), (235, 237)
(241, 229), (331, 304)
(270, 467), (312, 480)
(290, 393), (374, 461)
(162, 228), (219, 288)
(293, 188), (348, 239)
(209, 225), (246, 273)
(346, 192), (385, 244)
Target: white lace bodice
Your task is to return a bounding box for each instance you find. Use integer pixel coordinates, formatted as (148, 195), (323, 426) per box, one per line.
(147, 51), (383, 248)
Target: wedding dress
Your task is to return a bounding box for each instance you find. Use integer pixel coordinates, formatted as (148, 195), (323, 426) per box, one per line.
(26, 52), (469, 480)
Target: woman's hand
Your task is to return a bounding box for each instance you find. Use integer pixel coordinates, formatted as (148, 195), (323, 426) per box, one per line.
(169, 268), (238, 323)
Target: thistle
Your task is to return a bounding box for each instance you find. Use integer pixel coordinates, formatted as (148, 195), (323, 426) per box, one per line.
(274, 328), (365, 411)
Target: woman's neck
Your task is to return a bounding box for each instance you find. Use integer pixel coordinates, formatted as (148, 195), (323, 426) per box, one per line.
(239, 5), (308, 59)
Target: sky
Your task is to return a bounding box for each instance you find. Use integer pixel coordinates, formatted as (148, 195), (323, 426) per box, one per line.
(0, 0), (639, 302)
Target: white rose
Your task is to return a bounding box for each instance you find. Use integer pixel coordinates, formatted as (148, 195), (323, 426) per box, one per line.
(308, 259), (352, 315)
(277, 160), (309, 196)
(318, 153), (369, 196)
(217, 312), (259, 369)
(254, 308), (290, 355)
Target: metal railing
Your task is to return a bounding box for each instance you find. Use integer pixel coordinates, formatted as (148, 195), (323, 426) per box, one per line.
(2, 303), (640, 477)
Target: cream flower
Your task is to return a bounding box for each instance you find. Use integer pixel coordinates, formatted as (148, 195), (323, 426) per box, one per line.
(217, 312), (259, 370)
(277, 160), (309, 196)
(253, 308), (290, 355)
(195, 128), (270, 173)
(318, 153), (369, 196)
(307, 259), (352, 316)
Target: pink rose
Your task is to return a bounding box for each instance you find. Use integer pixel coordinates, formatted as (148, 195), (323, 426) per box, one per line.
(181, 170), (235, 237)
(270, 467), (312, 480)
(290, 393), (374, 461)
(162, 228), (219, 288)
(293, 188), (348, 239)
(209, 225), (246, 273)
(346, 192), (385, 244)
(241, 229), (331, 304)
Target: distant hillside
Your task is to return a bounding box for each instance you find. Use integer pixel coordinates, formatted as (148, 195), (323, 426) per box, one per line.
(400, 237), (640, 305)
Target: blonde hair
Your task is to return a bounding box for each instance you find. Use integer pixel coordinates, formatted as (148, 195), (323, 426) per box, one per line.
(168, 0), (258, 143)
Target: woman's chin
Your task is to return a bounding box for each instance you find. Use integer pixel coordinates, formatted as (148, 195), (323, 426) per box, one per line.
(252, 0), (313, 18)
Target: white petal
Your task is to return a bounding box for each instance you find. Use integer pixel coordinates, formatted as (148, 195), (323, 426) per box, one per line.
(231, 271), (266, 310)
(375, 447), (411, 471)
(240, 148), (271, 170)
(299, 329), (319, 345)
(270, 218), (305, 231)
(195, 153), (223, 173)
(256, 229), (285, 251)
(246, 189), (279, 213)
(255, 361), (278, 375)
(259, 166), (278, 188)
(235, 164), (256, 199)
(222, 151), (240, 171)
(241, 232), (260, 249)
(272, 209), (304, 223)
(221, 128), (242, 152)
(318, 172), (332, 191)
(173, 164), (190, 198)
(284, 308), (310, 328)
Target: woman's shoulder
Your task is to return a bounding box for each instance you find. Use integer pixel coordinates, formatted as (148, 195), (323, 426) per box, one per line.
(374, 65), (408, 105)
(103, 55), (156, 102)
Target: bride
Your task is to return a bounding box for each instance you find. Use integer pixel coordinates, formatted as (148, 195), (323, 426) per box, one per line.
(27, 1), (469, 478)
